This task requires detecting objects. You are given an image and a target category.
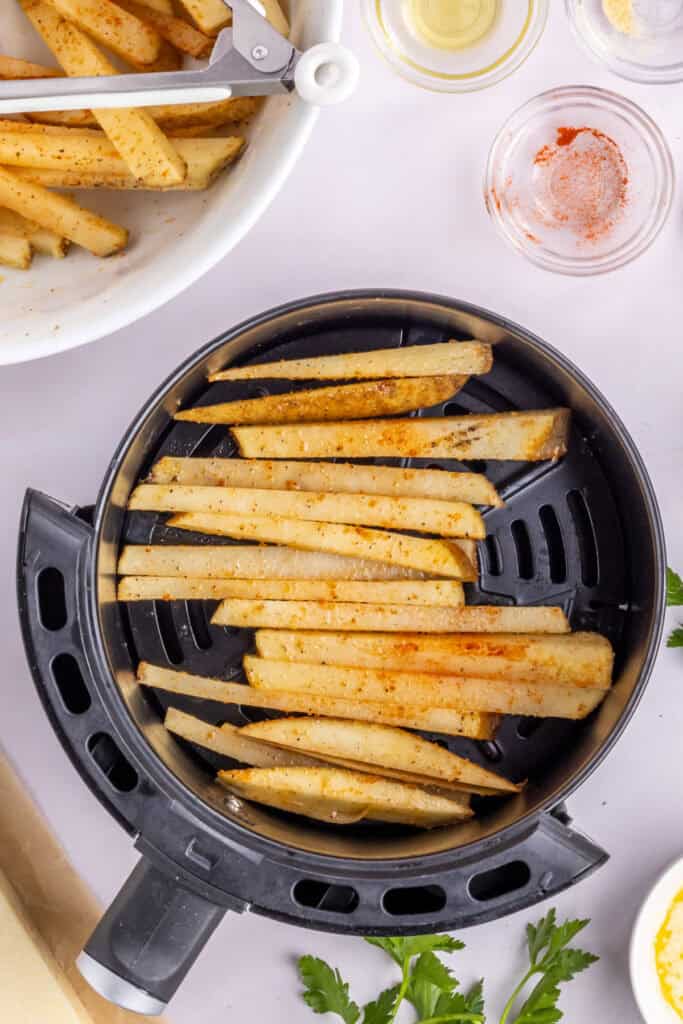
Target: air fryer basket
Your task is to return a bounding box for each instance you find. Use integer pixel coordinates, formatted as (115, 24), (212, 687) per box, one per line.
(18, 291), (665, 1015)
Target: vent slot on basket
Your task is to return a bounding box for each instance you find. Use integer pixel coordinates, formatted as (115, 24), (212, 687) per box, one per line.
(51, 652), (91, 714)
(37, 567), (67, 631)
(511, 520), (534, 580)
(293, 879), (359, 914)
(382, 884), (447, 916)
(154, 601), (184, 665)
(87, 732), (138, 793)
(484, 535), (502, 577)
(567, 490), (599, 587)
(468, 860), (530, 902)
(539, 505), (567, 584)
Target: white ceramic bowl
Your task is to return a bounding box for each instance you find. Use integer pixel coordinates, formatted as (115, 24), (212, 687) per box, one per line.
(0, 1), (342, 365)
(631, 855), (683, 1024)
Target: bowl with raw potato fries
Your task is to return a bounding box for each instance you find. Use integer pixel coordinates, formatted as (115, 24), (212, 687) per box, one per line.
(17, 291), (665, 1014)
(0, 0), (341, 365)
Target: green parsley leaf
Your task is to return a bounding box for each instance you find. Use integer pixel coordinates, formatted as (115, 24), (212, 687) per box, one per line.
(363, 938), (405, 968)
(407, 951), (458, 1018)
(667, 568), (683, 606)
(526, 909), (557, 965)
(668, 627), (683, 648)
(299, 956), (360, 1024)
(362, 985), (400, 1024)
(364, 935), (464, 970)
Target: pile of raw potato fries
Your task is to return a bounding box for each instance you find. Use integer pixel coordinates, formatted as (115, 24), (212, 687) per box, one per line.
(0, 0), (288, 269)
(119, 339), (615, 829)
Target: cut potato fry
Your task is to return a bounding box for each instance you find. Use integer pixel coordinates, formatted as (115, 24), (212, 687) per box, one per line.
(165, 708), (322, 768)
(257, 630), (614, 689)
(137, 0), (173, 11)
(218, 766), (472, 828)
(114, 0), (213, 57)
(176, 376), (466, 425)
(166, 710), (472, 806)
(120, 577), (466, 606)
(119, 576), (465, 605)
(149, 457), (503, 507)
(0, 55), (60, 78)
(117, 545), (425, 580)
(12, 136), (244, 191)
(44, 0), (162, 65)
(0, 167), (127, 256)
(0, 233), (32, 269)
(131, 485), (485, 539)
(0, 130), (242, 181)
(0, 208), (68, 259)
(245, 657), (606, 720)
(137, 662), (498, 738)
(26, 96), (259, 131)
(215, 600), (569, 633)
(177, 0), (231, 33)
(232, 409), (572, 462)
(241, 718), (520, 795)
(167, 514), (478, 579)
(22, 2), (187, 186)
(211, 341), (493, 382)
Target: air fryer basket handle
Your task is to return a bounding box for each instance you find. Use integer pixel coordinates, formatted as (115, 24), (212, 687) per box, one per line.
(78, 857), (226, 1015)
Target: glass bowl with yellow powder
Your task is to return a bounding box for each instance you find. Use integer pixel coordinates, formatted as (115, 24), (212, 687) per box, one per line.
(567, 0), (683, 83)
(631, 856), (683, 1023)
(361, 0), (548, 92)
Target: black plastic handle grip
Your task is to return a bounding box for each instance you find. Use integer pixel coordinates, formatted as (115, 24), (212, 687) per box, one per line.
(78, 858), (226, 1015)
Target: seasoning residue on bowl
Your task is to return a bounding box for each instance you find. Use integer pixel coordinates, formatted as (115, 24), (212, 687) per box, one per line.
(531, 126), (629, 243)
(655, 886), (683, 1019)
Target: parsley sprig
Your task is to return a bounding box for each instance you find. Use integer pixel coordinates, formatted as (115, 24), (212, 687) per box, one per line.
(297, 909), (597, 1024)
(667, 568), (683, 647)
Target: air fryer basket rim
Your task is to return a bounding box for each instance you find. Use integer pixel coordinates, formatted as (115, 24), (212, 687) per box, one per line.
(78, 288), (667, 868)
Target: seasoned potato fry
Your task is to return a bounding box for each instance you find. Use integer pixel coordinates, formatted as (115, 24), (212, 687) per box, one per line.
(0, 167), (127, 256)
(232, 409), (572, 462)
(215, 600), (569, 633)
(117, 545), (425, 580)
(258, 631), (614, 689)
(177, 0), (231, 33)
(137, 662), (498, 738)
(0, 55), (60, 78)
(168, 513), (478, 579)
(245, 657), (606, 720)
(149, 457), (503, 507)
(22, 2), (187, 186)
(131, 484), (485, 539)
(165, 708), (322, 768)
(26, 96), (259, 131)
(261, 0), (290, 36)
(176, 377), (466, 425)
(241, 718), (520, 795)
(218, 766), (472, 827)
(211, 341), (493, 382)
(115, 0), (213, 57)
(137, 0), (173, 11)
(12, 136), (244, 190)
(118, 576), (465, 605)
(44, 0), (162, 65)
(0, 207), (68, 258)
(0, 130), (242, 181)
(0, 233), (32, 269)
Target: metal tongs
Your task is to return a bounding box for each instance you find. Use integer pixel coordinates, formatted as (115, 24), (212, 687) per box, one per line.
(0, 0), (359, 114)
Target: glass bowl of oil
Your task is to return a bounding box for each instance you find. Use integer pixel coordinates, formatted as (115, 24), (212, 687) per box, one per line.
(567, 0), (683, 83)
(361, 0), (549, 92)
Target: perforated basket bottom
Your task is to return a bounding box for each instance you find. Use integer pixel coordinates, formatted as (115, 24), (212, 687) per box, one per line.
(120, 317), (627, 838)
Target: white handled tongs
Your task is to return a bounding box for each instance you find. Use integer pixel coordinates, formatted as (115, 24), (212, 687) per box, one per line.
(0, 0), (359, 113)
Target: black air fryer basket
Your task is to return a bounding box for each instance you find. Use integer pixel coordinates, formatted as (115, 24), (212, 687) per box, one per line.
(17, 291), (665, 1016)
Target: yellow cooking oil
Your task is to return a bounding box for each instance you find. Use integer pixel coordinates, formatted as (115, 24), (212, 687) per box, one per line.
(655, 887), (683, 1019)
(407, 0), (498, 50)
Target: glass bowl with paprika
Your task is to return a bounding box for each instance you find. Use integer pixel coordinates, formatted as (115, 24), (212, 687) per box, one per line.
(484, 85), (674, 275)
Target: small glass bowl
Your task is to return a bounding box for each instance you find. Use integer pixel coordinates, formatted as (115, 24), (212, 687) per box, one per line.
(566, 0), (683, 84)
(361, 0), (549, 93)
(484, 85), (674, 275)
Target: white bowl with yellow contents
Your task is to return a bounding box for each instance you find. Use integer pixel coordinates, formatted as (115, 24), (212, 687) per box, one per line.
(631, 856), (683, 1023)
(0, 1), (342, 366)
